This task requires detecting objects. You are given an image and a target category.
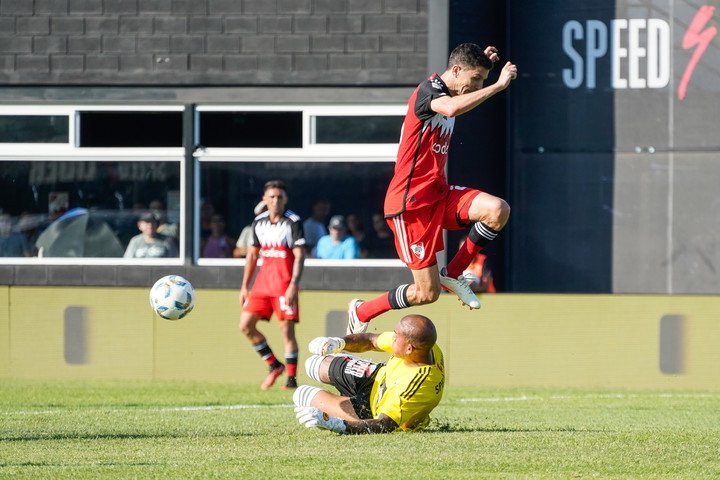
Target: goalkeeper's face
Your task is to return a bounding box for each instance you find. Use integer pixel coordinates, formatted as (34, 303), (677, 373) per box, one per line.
(391, 326), (412, 357)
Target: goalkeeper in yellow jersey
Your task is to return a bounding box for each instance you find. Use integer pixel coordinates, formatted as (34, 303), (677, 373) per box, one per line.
(293, 314), (444, 434)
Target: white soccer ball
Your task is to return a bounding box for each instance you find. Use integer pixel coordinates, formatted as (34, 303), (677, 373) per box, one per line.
(149, 275), (195, 320)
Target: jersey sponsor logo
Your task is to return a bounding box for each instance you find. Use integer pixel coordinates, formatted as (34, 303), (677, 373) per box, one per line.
(431, 142), (449, 154)
(424, 113), (455, 138)
(261, 248), (288, 259)
(343, 358), (378, 378)
(410, 242), (425, 260)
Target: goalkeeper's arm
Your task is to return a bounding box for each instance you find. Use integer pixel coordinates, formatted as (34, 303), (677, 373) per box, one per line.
(342, 333), (382, 354)
(308, 333), (384, 356)
(343, 413), (398, 434)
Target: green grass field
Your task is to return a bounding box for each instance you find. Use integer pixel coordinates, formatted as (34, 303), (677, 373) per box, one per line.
(1, 380), (719, 479)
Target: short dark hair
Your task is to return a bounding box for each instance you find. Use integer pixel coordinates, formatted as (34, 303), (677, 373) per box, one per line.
(263, 180), (287, 193)
(448, 43), (493, 71)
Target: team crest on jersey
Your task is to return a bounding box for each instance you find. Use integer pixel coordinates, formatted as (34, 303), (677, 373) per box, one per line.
(410, 242), (425, 259)
(430, 77), (444, 90)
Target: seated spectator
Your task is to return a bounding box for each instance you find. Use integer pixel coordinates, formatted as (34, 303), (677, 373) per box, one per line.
(366, 213), (395, 259)
(124, 211), (178, 258)
(149, 199), (178, 239)
(233, 201), (267, 258)
(303, 199), (330, 255)
(202, 213), (235, 258)
(0, 213), (30, 257)
(346, 213), (369, 258)
(313, 215), (360, 259)
(199, 199), (215, 240)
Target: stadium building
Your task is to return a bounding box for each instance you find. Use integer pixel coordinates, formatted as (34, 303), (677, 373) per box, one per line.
(0, 1), (718, 389)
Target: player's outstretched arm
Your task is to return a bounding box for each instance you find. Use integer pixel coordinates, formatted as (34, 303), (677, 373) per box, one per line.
(307, 333), (381, 355)
(295, 407), (398, 434)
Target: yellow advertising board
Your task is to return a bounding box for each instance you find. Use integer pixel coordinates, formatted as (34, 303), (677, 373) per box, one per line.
(3, 287), (719, 390)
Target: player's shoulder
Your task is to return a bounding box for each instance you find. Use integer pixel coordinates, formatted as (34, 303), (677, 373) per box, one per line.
(420, 73), (448, 94)
(254, 211), (270, 222)
(283, 209), (302, 223)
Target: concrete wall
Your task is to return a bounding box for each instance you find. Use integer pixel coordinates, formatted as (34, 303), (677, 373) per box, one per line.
(0, 0), (428, 85)
(3, 286), (719, 389)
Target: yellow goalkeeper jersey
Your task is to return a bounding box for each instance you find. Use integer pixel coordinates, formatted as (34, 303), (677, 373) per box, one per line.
(369, 331), (445, 431)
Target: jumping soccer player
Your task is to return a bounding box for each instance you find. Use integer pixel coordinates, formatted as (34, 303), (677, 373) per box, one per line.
(239, 180), (305, 390)
(347, 43), (517, 334)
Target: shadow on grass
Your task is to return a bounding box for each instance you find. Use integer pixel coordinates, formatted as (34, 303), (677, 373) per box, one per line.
(426, 423), (604, 433)
(1, 431), (253, 442)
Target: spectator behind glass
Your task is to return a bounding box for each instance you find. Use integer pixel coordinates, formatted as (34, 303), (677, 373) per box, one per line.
(459, 236), (496, 293)
(0, 213), (31, 257)
(313, 215), (360, 259)
(234, 201), (267, 258)
(199, 199), (215, 240)
(202, 213), (235, 258)
(366, 212), (395, 259)
(303, 199), (330, 255)
(149, 199), (178, 240)
(346, 213), (369, 258)
(123, 211), (178, 258)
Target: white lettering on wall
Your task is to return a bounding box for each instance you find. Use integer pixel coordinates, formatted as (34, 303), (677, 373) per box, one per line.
(562, 18), (670, 89)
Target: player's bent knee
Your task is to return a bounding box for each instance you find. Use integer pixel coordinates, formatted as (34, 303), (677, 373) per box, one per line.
(305, 354), (325, 382)
(293, 385), (322, 407)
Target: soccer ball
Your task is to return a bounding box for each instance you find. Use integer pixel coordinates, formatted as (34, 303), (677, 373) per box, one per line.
(149, 275), (195, 320)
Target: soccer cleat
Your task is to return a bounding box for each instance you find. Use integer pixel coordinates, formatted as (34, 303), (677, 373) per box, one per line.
(346, 298), (368, 335)
(260, 363), (285, 390)
(439, 267), (481, 309)
(282, 377), (298, 390)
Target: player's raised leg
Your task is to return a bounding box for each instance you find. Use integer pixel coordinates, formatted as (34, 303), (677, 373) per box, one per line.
(347, 265), (441, 332)
(442, 190), (509, 303)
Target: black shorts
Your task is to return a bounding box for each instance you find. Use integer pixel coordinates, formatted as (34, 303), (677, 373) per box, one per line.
(328, 355), (383, 420)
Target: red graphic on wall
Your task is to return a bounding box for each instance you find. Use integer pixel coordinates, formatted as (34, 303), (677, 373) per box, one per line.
(678, 5), (716, 100)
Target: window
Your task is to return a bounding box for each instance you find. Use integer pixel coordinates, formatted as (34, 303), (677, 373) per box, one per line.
(0, 160), (181, 259)
(313, 115), (403, 144)
(0, 115), (69, 143)
(194, 105), (405, 265)
(0, 105), (185, 264)
(79, 111), (183, 147)
(199, 111), (302, 148)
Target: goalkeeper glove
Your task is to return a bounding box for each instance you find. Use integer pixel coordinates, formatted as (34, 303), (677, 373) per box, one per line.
(294, 406), (347, 434)
(308, 336), (346, 355)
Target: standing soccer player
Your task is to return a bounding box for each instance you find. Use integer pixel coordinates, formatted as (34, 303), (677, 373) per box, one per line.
(239, 180), (305, 390)
(347, 43), (517, 334)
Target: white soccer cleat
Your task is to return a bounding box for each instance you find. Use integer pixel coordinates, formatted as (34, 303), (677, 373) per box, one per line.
(440, 267), (481, 309)
(346, 298), (368, 335)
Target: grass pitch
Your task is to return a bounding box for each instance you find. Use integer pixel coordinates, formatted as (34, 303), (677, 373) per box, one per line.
(1, 380), (719, 479)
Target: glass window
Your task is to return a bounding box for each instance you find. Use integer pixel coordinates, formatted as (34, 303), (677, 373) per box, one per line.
(198, 161), (397, 260)
(0, 160), (181, 258)
(314, 115), (403, 144)
(79, 111), (183, 147)
(199, 111), (303, 148)
(0, 115), (69, 143)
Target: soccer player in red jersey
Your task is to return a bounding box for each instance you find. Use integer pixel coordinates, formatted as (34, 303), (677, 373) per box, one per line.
(239, 180), (306, 390)
(348, 43), (517, 334)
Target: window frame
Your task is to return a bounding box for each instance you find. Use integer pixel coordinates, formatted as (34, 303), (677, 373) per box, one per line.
(0, 105), (186, 266)
(194, 104), (406, 267)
